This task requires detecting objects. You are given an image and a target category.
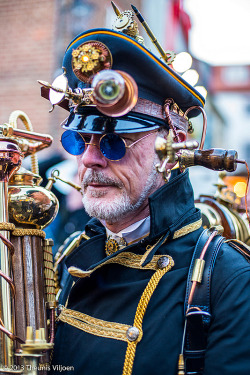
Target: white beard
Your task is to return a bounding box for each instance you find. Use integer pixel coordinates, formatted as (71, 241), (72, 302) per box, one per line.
(81, 154), (160, 224)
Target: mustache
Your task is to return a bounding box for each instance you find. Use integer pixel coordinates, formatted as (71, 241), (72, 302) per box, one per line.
(82, 170), (123, 188)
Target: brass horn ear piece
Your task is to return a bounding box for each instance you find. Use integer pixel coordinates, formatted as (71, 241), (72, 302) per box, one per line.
(92, 70), (138, 117)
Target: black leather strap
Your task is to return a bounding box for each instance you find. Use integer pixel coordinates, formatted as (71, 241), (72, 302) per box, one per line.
(183, 229), (225, 374)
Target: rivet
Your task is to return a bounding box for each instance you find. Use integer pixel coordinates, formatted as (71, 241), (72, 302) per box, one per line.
(126, 326), (140, 342)
(157, 256), (170, 269)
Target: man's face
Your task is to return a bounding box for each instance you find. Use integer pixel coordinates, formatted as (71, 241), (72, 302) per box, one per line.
(76, 130), (165, 226)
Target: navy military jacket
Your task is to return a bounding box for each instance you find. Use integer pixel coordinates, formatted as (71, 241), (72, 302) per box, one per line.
(51, 170), (250, 374)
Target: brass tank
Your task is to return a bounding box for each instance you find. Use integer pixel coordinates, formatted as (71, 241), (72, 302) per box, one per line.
(8, 166), (59, 229)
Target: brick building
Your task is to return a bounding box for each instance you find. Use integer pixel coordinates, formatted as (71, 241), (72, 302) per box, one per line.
(0, 0), (142, 155)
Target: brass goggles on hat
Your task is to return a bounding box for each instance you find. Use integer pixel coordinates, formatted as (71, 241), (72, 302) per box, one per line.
(61, 130), (156, 161)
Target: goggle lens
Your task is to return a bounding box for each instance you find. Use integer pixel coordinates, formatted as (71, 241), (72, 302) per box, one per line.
(61, 130), (86, 156)
(100, 133), (126, 160)
(61, 130), (126, 160)
(61, 130), (155, 161)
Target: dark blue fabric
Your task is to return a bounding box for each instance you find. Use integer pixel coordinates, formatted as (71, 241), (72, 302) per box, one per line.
(51, 170), (250, 375)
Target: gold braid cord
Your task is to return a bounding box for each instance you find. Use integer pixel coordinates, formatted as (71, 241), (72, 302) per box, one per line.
(122, 257), (174, 375)
(68, 253), (173, 278)
(59, 306), (131, 342)
(0, 222), (15, 231)
(0, 222), (46, 238)
(67, 219), (201, 278)
(11, 228), (46, 238)
(58, 258), (174, 373)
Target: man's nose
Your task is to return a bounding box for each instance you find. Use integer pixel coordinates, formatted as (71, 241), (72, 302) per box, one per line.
(80, 135), (108, 169)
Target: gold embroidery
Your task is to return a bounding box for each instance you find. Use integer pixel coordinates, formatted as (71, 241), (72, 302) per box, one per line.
(68, 219), (201, 277)
(140, 218), (202, 265)
(122, 256), (175, 375)
(59, 256), (174, 352)
(173, 219), (202, 239)
(68, 253), (173, 278)
(58, 306), (130, 342)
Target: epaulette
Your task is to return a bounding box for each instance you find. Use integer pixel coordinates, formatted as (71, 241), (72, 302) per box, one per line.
(54, 231), (90, 297)
(54, 231), (90, 267)
(225, 239), (250, 262)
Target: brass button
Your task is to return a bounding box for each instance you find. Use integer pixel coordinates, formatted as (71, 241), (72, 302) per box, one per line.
(126, 326), (140, 342)
(157, 256), (170, 269)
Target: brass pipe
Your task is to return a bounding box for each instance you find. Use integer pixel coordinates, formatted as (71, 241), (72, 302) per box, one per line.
(9, 110), (39, 175)
(0, 139), (22, 369)
(184, 106), (207, 151)
(0, 181), (14, 367)
(11, 128), (52, 145)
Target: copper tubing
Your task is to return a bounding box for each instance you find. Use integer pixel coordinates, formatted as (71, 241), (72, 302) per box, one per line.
(0, 324), (24, 344)
(8, 110), (53, 175)
(0, 271), (15, 297)
(184, 106), (207, 150)
(49, 309), (56, 344)
(0, 232), (14, 255)
(11, 128), (52, 145)
(243, 161), (250, 224)
(9, 110), (39, 175)
(163, 99), (180, 142)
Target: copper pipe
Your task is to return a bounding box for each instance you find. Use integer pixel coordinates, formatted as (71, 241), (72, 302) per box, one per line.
(0, 233), (15, 255)
(11, 128), (52, 146)
(49, 309), (55, 344)
(243, 161), (250, 224)
(9, 110), (39, 175)
(184, 106), (207, 150)
(0, 271), (15, 297)
(0, 325), (24, 344)
(188, 230), (218, 306)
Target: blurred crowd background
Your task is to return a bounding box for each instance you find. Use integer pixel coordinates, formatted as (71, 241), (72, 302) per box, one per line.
(0, 0), (249, 248)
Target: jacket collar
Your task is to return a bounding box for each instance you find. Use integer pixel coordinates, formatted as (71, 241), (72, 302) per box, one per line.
(66, 169), (200, 271)
(148, 169), (197, 238)
(85, 169), (197, 239)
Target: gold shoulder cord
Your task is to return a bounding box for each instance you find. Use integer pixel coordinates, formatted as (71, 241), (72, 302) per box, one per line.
(122, 256), (174, 375)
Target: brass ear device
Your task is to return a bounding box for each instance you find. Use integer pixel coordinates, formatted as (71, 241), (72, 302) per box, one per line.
(155, 133), (241, 174)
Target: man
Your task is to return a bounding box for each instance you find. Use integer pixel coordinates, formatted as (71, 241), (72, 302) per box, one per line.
(45, 10), (250, 375)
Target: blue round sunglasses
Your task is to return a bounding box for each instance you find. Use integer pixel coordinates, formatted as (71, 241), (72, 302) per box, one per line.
(61, 130), (157, 161)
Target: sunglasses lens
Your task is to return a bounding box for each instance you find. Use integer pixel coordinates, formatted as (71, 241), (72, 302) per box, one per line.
(61, 130), (85, 155)
(100, 134), (126, 160)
